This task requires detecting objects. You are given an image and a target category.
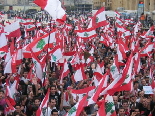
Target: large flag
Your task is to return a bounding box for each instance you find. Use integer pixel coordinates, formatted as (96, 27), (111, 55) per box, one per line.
(34, 0), (66, 21)
(75, 27), (97, 39)
(25, 29), (56, 55)
(0, 33), (8, 50)
(73, 64), (87, 82)
(49, 45), (63, 62)
(93, 7), (108, 28)
(4, 21), (21, 38)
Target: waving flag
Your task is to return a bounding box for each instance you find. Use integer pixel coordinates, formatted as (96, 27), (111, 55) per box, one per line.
(25, 29), (56, 55)
(66, 95), (88, 116)
(34, 0), (66, 21)
(4, 21), (21, 38)
(93, 7), (108, 28)
(36, 88), (50, 116)
(75, 27), (97, 39)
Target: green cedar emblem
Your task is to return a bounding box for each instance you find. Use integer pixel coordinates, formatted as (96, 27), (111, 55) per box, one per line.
(106, 102), (114, 114)
(41, 107), (47, 116)
(110, 66), (116, 74)
(68, 106), (76, 116)
(52, 54), (57, 62)
(84, 32), (89, 37)
(0, 52), (5, 54)
(36, 39), (46, 50)
(126, 74), (129, 79)
(33, 61), (37, 68)
(96, 17), (99, 23)
(28, 25), (31, 28)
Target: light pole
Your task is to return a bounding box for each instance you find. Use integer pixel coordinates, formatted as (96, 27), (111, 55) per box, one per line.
(23, 0), (26, 14)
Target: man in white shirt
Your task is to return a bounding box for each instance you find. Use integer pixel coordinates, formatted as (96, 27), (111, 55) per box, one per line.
(45, 98), (57, 116)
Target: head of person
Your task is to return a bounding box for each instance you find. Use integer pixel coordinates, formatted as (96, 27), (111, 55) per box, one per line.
(64, 106), (71, 113)
(113, 96), (118, 105)
(118, 107), (125, 116)
(10, 75), (15, 83)
(50, 85), (57, 95)
(133, 81), (139, 89)
(23, 70), (28, 78)
(49, 98), (56, 108)
(130, 95), (136, 103)
(15, 104), (21, 113)
(50, 109), (58, 116)
(34, 97), (40, 107)
(133, 107), (141, 116)
(141, 79), (146, 86)
(0, 90), (4, 99)
(122, 100), (129, 110)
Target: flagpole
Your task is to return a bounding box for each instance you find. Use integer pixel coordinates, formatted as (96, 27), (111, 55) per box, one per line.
(44, 19), (52, 81)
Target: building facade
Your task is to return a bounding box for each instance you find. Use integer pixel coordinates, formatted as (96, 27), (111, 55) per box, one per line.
(111, 0), (155, 12)
(93, 0), (106, 10)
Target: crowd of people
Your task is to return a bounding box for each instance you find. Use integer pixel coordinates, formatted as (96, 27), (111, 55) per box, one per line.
(0, 6), (155, 116)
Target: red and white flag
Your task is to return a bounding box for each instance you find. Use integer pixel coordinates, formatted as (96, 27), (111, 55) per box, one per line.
(60, 60), (69, 83)
(49, 45), (63, 62)
(36, 88), (50, 116)
(25, 29), (56, 55)
(4, 21), (21, 38)
(34, 0), (66, 21)
(75, 27), (97, 39)
(93, 7), (108, 28)
(66, 95), (88, 116)
(73, 64), (87, 82)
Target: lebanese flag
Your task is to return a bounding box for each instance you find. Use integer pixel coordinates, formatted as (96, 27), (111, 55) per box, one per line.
(6, 77), (19, 100)
(31, 50), (43, 80)
(88, 73), (108, 105)
(75, 27), (97, 39)
(92, 7), (108, 28)
(150, 67), (155, 91)
(60, 60), (70, 83)
(36, 88), (50, 116)
(134, 53), (141, 74)
(0, 48), (7, 58)
(100, 35), (110, 47)
(49, 45), (63, 62)
(66, 95), (88, 116)
(17, 17), (26, 24)
(105, 95), (117, 116)
(0, 23), (4, 34)
(112, 55), (134, 92)
(117, 39), (129, 61)
(140, 42), (154, 57)
(141, 26), (154, 38)
(115, 11), (121, 18)
(4, 21), (21, 38)
(34, 0), (66, 21)
(25, 29), (56, 55)
(115, 17), (124, 26)
(14, 48), (23, 65)
(101, 53), (133, 95)
(4, 57), (16, 74)
(86, 56), (94, 65)
(5, 99), (15, 113)
(0, 33), (8, 50)
(97, 100), (106, 116)
(71, 86), (95, 102)
(73, 64), (87, 82)
(110, 55), (120, 79)
(25, 22), (36, 31)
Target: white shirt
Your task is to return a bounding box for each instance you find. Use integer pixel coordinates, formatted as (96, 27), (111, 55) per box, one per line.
(45, 107), (57, 116)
